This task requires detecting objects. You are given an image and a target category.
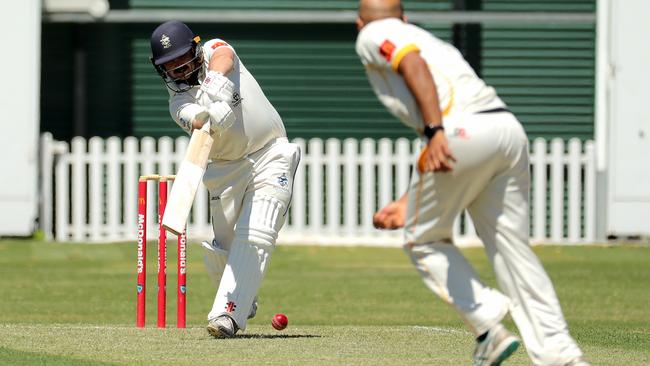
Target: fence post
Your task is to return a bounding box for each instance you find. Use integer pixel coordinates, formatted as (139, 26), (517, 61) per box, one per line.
(141, 137), (156, 237)
(40, 133), (54, 241)
(290, 138), (306, 234)
(361, 139), (375, 236)
(532, 138), (547, 241)
(158, 137), (173, 177)
(71, 137), (87, 242)
(567, 139), (582, 243)
(343, 138), (358, 237)
(326, 139), (341, 236)
(54, 141), (70, 241)
(395, 138), (411, 197)
(377, 139), (392, 209)
(124, 137), (139, 240)
(550, 139), (565, 242)
(89, 137), (103, 241)
(309, 139), (324, 234)
(584, 141), (596, 242)
(107, 137), (121, 241)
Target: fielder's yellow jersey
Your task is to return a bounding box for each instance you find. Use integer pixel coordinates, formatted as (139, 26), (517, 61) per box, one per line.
(355, 18), (506, 132)
(169, 39), (286, 161)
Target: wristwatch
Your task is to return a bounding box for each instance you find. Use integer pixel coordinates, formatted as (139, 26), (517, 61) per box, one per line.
(423, 123), (444, 139)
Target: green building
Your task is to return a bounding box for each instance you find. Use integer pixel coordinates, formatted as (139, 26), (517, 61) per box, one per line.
(41, 0), (596, 141)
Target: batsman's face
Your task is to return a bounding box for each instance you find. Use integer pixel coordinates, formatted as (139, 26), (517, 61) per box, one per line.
(163, 51), (200, 81)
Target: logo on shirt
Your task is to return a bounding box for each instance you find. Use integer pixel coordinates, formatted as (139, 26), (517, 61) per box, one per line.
(453, 128), (469, 139)
(160, 34), (172, 49)
(277, 173), (289, 187)
(231, 91), (243, 107)
(379, 39), (396, 62)
(211, 41), (228, 49)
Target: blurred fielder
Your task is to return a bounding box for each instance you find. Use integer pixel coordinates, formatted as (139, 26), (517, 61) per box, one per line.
(150, 21), (300, 338)
(355, 1), (588, 365)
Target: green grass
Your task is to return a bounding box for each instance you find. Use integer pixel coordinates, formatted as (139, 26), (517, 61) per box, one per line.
(0, 240), (648, 365)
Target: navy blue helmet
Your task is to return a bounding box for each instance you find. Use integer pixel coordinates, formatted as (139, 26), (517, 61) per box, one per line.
(150, 20), (203, 92)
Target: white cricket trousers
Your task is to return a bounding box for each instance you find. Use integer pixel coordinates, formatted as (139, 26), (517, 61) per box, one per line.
(403, 112), (583, 366)
(202, 137), (301, 330)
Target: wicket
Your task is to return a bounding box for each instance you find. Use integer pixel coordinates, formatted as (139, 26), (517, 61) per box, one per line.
(136, 174), (187, 328)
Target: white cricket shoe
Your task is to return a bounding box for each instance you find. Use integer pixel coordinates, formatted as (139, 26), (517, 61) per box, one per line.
(207, 315), (239, 339)
(473, 323), (520, 366)
(564, 356), (590, 366)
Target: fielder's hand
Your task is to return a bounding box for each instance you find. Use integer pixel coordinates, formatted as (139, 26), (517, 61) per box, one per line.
(417, 132), (456, 173)
(200, 70), (234, 104)
(373, 199), (407, 230)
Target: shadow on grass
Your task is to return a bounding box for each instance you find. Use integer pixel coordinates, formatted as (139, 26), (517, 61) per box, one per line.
(232, 334), (322, 339)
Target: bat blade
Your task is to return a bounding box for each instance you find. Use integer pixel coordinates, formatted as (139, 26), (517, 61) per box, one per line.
(162, 117), (213, 235)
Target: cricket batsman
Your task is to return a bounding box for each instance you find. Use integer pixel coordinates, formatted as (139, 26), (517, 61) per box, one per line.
(355, 0), (588, 365)
(149, 20), (300, 338)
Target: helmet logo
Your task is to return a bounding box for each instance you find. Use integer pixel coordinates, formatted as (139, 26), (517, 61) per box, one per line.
(160, 34), (172, 49)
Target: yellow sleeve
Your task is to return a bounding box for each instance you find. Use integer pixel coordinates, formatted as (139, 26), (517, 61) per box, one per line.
(391, 44), (420, 71)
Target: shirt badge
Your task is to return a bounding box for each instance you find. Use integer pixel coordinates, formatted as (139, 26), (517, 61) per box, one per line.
(379, 39), (396, 62)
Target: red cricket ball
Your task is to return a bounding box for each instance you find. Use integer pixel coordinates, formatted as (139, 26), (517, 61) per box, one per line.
(272, 313), (288, 330)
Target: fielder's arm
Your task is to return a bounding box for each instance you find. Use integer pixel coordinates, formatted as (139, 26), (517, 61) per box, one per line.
(398, 52), (456, 173)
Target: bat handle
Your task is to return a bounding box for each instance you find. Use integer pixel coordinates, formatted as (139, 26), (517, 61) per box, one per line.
(200, 120), (211, 132)
(194, 110), (210, 130)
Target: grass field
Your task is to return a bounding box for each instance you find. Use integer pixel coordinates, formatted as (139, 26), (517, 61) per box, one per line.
(0, 240), (648, 365)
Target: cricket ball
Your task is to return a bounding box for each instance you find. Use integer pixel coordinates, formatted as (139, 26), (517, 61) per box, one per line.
(272, 313), (288, 330)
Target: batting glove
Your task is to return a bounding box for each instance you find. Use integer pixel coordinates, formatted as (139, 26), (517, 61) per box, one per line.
(200, 70), (234, 104)
(207, 100), (235, 136)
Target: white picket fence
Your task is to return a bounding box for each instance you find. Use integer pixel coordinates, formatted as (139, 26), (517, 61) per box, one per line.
(40, 133), (596, 246)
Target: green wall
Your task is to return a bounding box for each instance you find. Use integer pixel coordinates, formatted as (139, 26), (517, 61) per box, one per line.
(41, 0), (596, 141)
(482, 23), (595, 139)
(41, 24), (132, 140)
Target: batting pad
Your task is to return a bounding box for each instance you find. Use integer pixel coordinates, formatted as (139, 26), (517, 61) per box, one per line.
(208, 196), (285, 330)
(201, 240), (228, 289)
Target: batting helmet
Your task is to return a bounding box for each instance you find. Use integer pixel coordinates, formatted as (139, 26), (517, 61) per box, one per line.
(150, 20), (203, 92)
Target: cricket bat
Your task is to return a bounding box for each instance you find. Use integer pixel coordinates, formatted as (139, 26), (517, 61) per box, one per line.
(162, 112), (213, 235)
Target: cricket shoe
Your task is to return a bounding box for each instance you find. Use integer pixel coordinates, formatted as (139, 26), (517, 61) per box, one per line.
(207, 315), (239, 339)
(473, 323), (520, 366)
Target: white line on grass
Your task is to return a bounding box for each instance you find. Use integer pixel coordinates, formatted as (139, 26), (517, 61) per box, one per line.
(412, 326), (470, 335)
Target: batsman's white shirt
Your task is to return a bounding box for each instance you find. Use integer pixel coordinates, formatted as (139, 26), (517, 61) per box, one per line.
(355, 18), (505, 131)
(169, 39), (286, 161)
